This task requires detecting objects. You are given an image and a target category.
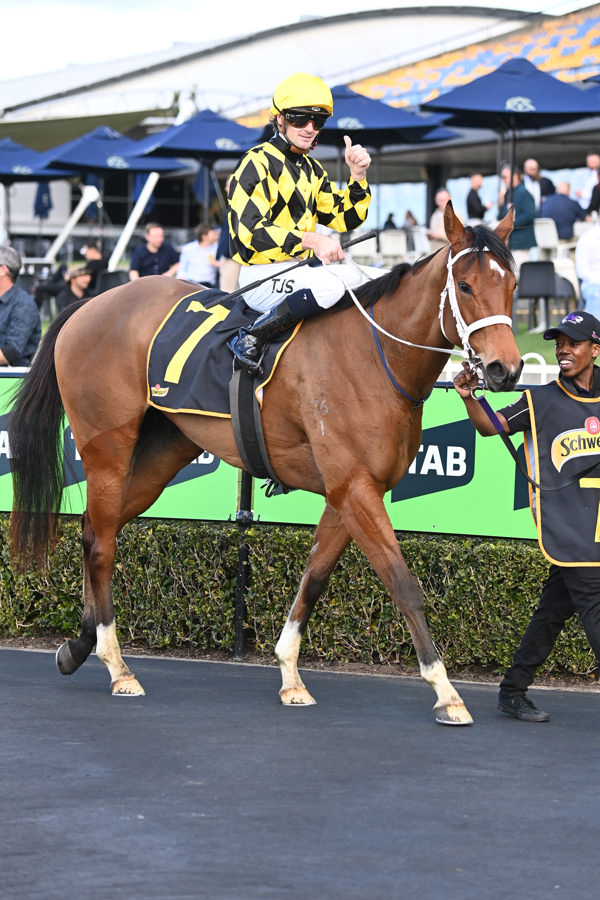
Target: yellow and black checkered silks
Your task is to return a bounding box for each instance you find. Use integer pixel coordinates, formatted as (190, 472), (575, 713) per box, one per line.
(228, 134), (371, 266)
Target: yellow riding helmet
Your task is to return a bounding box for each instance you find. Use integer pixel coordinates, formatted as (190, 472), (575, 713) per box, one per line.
(270, 73), (333, 117)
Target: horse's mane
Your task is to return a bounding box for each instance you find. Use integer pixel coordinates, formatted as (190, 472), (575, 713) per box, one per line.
(348, 222), (514, 310)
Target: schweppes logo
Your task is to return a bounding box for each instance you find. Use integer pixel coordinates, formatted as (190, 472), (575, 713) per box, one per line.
(551, 417), (600, 471)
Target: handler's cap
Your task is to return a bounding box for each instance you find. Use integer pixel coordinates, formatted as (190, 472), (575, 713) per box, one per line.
(544, 310), (600, 345)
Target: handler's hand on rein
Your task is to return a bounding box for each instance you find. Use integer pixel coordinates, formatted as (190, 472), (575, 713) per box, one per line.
(344, 135), (371, 182)
(453, 362), (479, 398)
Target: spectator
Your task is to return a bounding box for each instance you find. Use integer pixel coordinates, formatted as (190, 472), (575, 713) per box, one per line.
(214, 175), (240, 293)
(177, 224), (219, 287)
(56, 265), (94, 312)
(523, 158), (555, 214)
(540, 181), (587, 241)
(585, 178), (600, 218)
(427, 188), (451, 251)
(575, 220), (600, 317)
(575, 152), (600, 211)
(466, 173), (491, 221)
(216, 229), (239, 294)
(129, 223), (179, 280)
(382, 212), (397, 230)
(80, 239), (109, 292)
(0, 245), (41, 366)
(33, 263), (67, 312)
(498, 165), (536, 269)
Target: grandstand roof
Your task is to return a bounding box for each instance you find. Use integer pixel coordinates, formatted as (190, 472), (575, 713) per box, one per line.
(1, 5), (599, 181)
(0, 7), (544, 148)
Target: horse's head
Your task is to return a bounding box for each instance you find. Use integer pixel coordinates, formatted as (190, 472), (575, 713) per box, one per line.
(441, 201), (523, 392)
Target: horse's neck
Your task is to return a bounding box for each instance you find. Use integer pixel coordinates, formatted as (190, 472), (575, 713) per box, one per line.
(378, 259), (452, 396)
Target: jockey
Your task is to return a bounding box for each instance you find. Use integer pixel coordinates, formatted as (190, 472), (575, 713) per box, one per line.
(227, 71), (372, 372)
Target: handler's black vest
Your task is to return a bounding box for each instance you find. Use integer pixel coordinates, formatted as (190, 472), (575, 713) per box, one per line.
(524, 380), (600, 565)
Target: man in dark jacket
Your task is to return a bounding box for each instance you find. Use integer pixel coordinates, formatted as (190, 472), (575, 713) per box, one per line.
(498, 165), (536, 269)
(540, 181), (587, 241)
(0, 245), (41, 366)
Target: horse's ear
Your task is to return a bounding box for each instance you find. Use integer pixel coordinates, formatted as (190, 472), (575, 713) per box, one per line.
(443, 199), (466, 243)
(494, 206), (514, 245)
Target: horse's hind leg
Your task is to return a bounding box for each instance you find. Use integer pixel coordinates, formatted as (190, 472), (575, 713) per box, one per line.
(58, 412), (200, 696)
(56, 507), (144, 695)
(94, 421), (201, 695)
(55, 511), (101, 678)
(275, 504), (351, 706)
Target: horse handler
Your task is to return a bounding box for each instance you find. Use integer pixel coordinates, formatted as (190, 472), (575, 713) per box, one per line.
(227, 71), (372, 372)
(454, 310), (600, 722)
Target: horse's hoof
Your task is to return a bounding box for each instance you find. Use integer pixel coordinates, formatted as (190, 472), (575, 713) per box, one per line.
(434, 702), (473, 726)
(279, 687), (317, 706)
(110, 675), (145, 697)
(56, 641), (79, 676)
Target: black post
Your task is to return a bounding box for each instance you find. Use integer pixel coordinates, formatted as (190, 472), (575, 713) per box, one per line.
(233, 469), (253, 660)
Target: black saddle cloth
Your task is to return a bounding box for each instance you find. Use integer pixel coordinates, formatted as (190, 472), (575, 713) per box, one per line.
(147, 288), (295, 416)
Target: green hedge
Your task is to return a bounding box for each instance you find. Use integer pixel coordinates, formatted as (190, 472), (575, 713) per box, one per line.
(0, 514), (595, 677)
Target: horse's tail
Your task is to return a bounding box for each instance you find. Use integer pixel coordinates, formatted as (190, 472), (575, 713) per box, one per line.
(9, 299), (89, 570)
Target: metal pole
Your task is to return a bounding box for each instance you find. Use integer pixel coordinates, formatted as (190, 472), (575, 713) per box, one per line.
(107, 171), (160, 271)
(43, 184), (101, 262)
(233, 469), (254, 660)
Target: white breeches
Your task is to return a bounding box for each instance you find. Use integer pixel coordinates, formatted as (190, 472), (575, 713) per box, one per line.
(238, 259), (375, 313)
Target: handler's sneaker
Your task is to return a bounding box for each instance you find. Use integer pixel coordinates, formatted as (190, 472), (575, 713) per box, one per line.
(497, 690), (550, 722)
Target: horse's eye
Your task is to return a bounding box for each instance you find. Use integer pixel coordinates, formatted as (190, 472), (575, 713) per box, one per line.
(457, 281), (471, 294)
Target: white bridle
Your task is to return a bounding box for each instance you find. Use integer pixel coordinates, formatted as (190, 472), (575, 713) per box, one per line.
(340, 246), (513, 363)
(438, 246), (513, 359)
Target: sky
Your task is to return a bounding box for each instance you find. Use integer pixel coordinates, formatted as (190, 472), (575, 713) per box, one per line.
(2, 0), (591, 82)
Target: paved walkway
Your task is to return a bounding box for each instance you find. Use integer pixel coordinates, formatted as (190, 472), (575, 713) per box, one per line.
(2, 648), (599, 899)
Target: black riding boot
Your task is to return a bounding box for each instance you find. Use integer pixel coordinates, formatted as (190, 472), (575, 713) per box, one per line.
(229, 290), (319, 373)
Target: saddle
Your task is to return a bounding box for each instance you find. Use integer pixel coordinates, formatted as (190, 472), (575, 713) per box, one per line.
(147, 288), (298, 489)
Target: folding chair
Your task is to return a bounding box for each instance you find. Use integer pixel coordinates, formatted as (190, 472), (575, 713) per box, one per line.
(514, 260), (566, 333)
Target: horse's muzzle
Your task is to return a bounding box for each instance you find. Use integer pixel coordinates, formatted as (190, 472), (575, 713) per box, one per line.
(482, 358), (524, 392)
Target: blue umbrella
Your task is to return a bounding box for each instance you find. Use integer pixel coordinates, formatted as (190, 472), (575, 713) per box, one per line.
(39, 125), (187, 237)
(421, 57), (600, 129)
(318, 84), (456, 148)
(40, 125), (187, 174)
(139, 109), (262, 222)
(33, 182), (52, 220)
(139, 109), (261, 162)
(0, 137), (78, 183)
(0, 138), (77, 236)
(314, 85), (457, 226)
(420, 57), (600, 182)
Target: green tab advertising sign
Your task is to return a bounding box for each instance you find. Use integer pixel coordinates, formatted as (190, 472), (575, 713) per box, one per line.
(0, 374), (535, 539)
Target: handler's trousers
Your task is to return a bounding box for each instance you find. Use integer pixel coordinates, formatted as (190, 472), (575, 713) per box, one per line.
(500, 564), (600, 693)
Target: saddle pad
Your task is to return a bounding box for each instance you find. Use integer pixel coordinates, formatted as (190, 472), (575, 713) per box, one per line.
(147, 288), (297, 416)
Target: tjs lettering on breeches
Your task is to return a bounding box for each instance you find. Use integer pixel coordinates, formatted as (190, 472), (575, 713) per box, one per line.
(228, 259), (371, 373)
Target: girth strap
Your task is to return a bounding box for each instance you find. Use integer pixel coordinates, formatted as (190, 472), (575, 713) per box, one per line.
(229, 369), (289, 493)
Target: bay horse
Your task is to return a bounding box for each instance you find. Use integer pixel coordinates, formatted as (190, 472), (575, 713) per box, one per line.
(9, 203), (522, 725)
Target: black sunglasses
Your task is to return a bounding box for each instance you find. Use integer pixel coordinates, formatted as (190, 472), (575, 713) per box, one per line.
(283, 110), (329, 130)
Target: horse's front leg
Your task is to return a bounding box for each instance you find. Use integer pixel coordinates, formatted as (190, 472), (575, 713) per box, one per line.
(275, 504), (351, 706)
(335, 481), (472, 726)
